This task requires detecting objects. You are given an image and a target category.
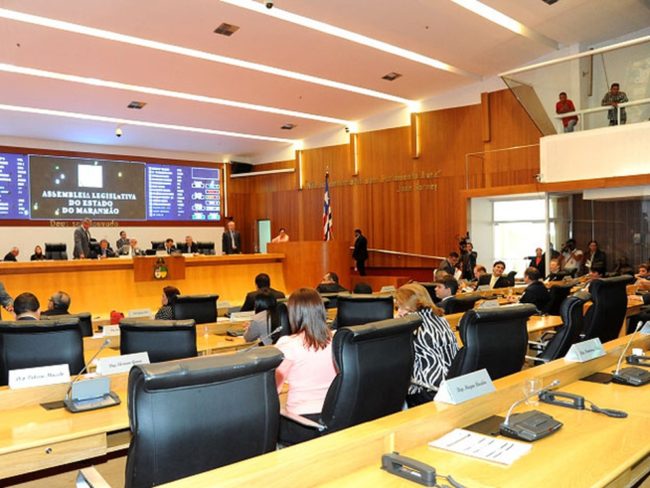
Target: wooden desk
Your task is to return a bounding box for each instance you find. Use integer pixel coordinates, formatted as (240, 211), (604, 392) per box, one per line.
(0, 254), (286, 318)
(161, 334), (650, 488)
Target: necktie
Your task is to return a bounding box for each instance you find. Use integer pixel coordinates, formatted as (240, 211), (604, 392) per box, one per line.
(230, 232), (236, 249)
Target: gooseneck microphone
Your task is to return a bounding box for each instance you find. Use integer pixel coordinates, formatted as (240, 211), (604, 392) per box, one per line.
(239, 326), (283, 353)
(503, 379), (560, 426)
(612, 321), (650, 386)
(65, 338), (111, 401)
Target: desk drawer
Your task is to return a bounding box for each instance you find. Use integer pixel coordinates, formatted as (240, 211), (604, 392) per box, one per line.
(0, 433), (106, 478)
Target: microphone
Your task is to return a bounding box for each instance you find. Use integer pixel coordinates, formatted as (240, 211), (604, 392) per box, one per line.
(612, 320), (650, 386)
(65, 339), (111, 401)
(499, 379), (563, 442)
(240, 326), (283, 353)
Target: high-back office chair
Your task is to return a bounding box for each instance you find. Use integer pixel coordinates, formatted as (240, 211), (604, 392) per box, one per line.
(582, 275), (633, 343)
(545, 283), (573, 316)
(0, 318), (84, 386)
(196, 241), (215, 255)
(270, 302), (290, 344)
(334, 294), (394, 328)
(78, 348), (283, 488)
(280, 316), (421, 444)
(419, 283), (440, 304)
(119, 319), (198, 363)
(44, 243), (68, 260)
(444, 294), (482, 314)
(318, 292), (340, 309)
(446, 304), (536, 381)
(41, 312), (93, 337)
(529, 295), (586, 365)
(506, 271), (517, 286)
(172, 294), (218, 324)
(150, 241), (164, 251)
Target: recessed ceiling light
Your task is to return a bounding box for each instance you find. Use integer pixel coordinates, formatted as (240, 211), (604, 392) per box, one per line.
(0, 63), (353, 125)
(214, 22), (239, 36)
(281, 123), (296, 130)
(127, 101), (146, 109)
(0, 103), (297, 143)
(0, 8), (413, 105)
(220, 0), (481, 79)
(382, 72), (402, 81)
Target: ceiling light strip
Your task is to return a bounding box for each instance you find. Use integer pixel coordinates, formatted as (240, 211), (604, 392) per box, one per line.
(0, 63), (352, 126)
(0, 8), (412, 105)
(0, 103), (296, 143)
(449, 0), (559, 50)
(221, 0), (481, 80)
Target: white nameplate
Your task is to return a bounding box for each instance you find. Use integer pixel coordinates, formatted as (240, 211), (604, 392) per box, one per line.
(8, 364), (71, 389)
(102, 325), (121, 336)
(230, 311), (255, 322)
(95, 352), (150, 375)
(565, 338), (606, 362)
(126, 308), (152, 318)
(479, 299), (499, 309)
(640, 321), (650, 335)
(434, 369), (495, 405)
(380, 286), (396, 293)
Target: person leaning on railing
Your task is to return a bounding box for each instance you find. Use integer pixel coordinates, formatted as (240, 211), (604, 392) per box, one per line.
(601, 82), (628, 126)
(556, 92), (578, 132)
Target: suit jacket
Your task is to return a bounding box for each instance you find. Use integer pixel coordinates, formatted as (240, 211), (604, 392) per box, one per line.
(119, 245), (144, 256)
(222, 230), (242, 254)
(519, 281), (550, 313)
(40, 308), (70, 316)
(73, 226), (91, 259)
(316, 283), (347, 294)
(477, 273), (510, 289)
(585, 250), (607, 270)
(3, 252), (16, 262)
(99, 247), (116, 258)
(437, 259), (455, 275)
(164, 245), (178, 255)
(116, 238), (130, 250)
(528, 256), (546, 277)
(240, 287), (286, 312)
(438, 296), (454, 314)
(352, 235), (368, 261)
(0, 281), (13, 309)
(180, 242), (198, 253)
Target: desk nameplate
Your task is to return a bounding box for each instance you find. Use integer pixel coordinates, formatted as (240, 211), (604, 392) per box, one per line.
(434, 369), (495, 405)
(565, 338), (606, 363)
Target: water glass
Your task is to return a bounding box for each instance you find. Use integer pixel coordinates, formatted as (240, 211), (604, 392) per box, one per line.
(523, 377), (542, 406)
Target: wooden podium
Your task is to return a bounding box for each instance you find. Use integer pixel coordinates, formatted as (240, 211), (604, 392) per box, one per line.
(267, 241), (351, 292)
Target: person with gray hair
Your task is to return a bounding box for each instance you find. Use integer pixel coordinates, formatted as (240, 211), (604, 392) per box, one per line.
(73, 218), (92, 259)
(3, 247), (19, 261)
(41, 291), (71, 316)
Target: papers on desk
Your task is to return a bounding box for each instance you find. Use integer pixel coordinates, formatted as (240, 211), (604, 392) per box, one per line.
(429, 429), (532, 466)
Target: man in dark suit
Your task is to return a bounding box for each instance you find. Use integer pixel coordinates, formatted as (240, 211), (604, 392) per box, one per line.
(180, 235), (198, 254)
(41, 291), (71, 316)
(352, 229), (368, 276)
(240, 273), (285, 312)
(517, 267), (550, 313)
(222, 220), (241, 254)
(163, 238), (177, 255)
(73, 218), (92, 259)
(0, 281), (13, 319)
(116, 230), (130, 251)
(316, 272), (348, 293)
(477, 261), (510, 289)
(98, 239), (116, 259)
(434, 277), (459, 314)
(438, 252), (459, 276)
(13, 292), (41, 320)
(3, 247), (19, 261)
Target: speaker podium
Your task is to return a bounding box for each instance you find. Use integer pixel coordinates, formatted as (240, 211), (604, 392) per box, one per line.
(267, 241), (351, 292)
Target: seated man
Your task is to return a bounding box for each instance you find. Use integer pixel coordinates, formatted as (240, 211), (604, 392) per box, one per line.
(13, 292), (41, 320)
(116, 230), (130, 251)
(477, 261), (510, 289)
(545, 258), (565, 281)
(97, 239), (116, 259)
(517, 267), (550, 313)
(240, 273), (286, 312)
(163, 238), (177, 255)
(437, 252), (459, 276)
(119, 238), (144, 257)
(179, 235), (198, 254)
(3, 247), (19, 262)
(435, 277), (459, 314)
(316, 272), (348, 294)
(41, 291), (71, 316)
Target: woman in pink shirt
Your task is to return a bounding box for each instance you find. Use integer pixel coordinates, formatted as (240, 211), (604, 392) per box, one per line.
(275, 288), (336, 445)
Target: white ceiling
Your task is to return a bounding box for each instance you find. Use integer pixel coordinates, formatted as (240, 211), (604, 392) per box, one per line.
(0, 0), (648, 162)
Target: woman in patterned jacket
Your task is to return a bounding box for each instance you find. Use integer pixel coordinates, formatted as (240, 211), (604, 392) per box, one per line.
(396, 283), (459, 407)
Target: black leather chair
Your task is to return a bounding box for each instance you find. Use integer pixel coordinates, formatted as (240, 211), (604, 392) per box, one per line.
(318, 292), (340, 309)
(419, 283), (440, 304)
(446, 304), (536, 381)
(280, 316), (421, 444)
(334, 294), (394, 328)
(270, 302), (290, 344)
(0, 318), (84, 386)
(44, 243), (67, 260)
(172, 294), (218, 324)
(529, 295), (586, 364)
(120, 319), (198, 363)
(41, 312), (93, 337)
(443, 294), (482, 314)
(506, 271), (517, 286)
(196, 241), (215, 255)
(150, 241), (164, 251)
(123, 348), (283, 488)
(582, 275), (634, 343)
(544, 283), (573, 315)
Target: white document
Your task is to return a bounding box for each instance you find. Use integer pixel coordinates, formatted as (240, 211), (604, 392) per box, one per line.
(429, 428), (532, 466)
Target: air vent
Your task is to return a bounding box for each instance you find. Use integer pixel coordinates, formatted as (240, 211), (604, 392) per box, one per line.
(281, 123), (296, 130)
(382, 72), (402, 81)
(127, 101), (147, 109)
(214, 23), (240, 36)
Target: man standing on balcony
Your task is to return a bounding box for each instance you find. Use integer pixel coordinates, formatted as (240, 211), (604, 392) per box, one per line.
(556, 92), (578, 132)
(601, 83), (628, 126)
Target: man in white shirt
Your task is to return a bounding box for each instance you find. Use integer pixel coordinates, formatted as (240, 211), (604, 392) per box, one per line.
(561, 239), (583, 274)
